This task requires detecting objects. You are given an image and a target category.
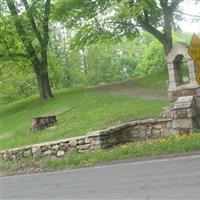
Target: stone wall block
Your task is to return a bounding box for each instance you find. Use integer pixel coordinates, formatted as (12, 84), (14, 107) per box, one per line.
(120, 126), (135, 135)
(173, 109), (188, 119)
(91, 139), (103, 149)
(128, 128), (143, 138)
(10, 154), (16, 160)
(63, 142), (69, 149)
(91, 140), (103, 146)
(32, 147), (40, 154)
(44, 150), (52, 156)
(117, 132), (131, 143)
(52, 144), (59, 151)
(3, 152), (10, 161)
(69, 140), (77, 147)
(90, 145), (101, 150)
(172, 118), (194, 129)
(40, 146), (48, 152)
(167, 122), (172, 129)
(56, 150), (65, 157)
(138, 129), (148, 138)
(88, 135), (101, 141)
(77, 139), (85, 145)
(152, 129), (161, 137)
(106, 135), (118, 145)
(144, 129), (152, 137)
(77, 144), (91, 151)
(59, 143), (67, 151)
(67, 147), (78, 155)
(137, 125), (149, 130)
(84, 138), (91, 144)
(163, 129), (174, 136)
(23, 150), (32, 158)
(187, 109), (193, 118)
(17, 151), (24, 159)
(153, 124), (163, 129)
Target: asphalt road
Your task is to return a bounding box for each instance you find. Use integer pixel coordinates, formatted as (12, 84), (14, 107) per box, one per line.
(1, 155), (200, 199)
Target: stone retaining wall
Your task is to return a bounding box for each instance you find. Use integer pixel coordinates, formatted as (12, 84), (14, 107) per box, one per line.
(0, 118), (173, 161)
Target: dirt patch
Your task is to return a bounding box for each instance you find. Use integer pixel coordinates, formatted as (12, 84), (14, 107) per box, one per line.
(91, 80), (168, 100)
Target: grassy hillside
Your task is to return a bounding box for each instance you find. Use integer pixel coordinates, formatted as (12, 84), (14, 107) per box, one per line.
(1, 83), (168, 150)
(133, 70), (168, 90)
(133, 67), (189, 90)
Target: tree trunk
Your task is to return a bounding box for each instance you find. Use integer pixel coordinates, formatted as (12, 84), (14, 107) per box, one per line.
(6, 0), (53, 100)
(163, 9), (173, 56)
(80, 48), (88, 75)
(35, 69), (53, 99)
(162, 34), (173, 56)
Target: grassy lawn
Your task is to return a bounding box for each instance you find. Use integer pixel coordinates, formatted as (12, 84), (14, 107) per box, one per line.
(134, 67), (189, 90)
(134, 71), (168, 90)
(2, 133), (200, 173)
(1, 88), (167, 150)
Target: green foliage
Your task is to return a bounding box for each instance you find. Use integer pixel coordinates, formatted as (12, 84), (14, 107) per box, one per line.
(0, 16), (25, 57)
(0, 28), (192, 104)
(1, 0), (198, 104)
(48, 51), (64, 89)
(1, 60), (37, 103)
(54, 0), (139, 47)
(54, 0), (188, 52)
(134, 39), (165, 77)
(172, 31), (192, 44)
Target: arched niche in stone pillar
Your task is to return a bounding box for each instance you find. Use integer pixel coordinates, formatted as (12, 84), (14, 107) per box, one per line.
(166, 42), (199, 102)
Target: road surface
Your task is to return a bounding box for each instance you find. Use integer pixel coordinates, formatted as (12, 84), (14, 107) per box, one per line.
(1, 154), (200, 199)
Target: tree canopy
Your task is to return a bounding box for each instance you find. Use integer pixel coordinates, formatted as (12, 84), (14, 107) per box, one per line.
(55, 0), (198, 55)
(4, 0), (53, 99)
(0, 0), (199, 103)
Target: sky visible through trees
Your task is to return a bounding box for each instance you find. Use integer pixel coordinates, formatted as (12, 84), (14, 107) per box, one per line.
(179, 0), (200, 33)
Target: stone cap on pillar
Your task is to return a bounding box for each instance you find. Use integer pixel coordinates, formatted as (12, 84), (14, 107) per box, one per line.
(172, 96), (194, 110)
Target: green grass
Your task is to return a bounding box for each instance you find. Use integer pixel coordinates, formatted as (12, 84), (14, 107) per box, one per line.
(1, 88), (167, 150)
(134, 66), (190, 90)
(134, 70), (168, 90)
(2, 133), (200, 173)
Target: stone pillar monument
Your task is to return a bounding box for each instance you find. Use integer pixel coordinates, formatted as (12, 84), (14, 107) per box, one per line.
(166, 42), (200, 133)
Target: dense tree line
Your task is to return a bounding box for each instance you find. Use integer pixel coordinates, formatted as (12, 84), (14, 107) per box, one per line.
(1, 30), (191, 104)
(0, 0), (198, 103)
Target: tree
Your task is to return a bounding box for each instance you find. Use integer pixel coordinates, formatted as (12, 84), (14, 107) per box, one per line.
(55, 0), (197, 56)
(0, 57), (37, 103)
(86, 41), (138, 84)
(5, 0), (53, 99)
